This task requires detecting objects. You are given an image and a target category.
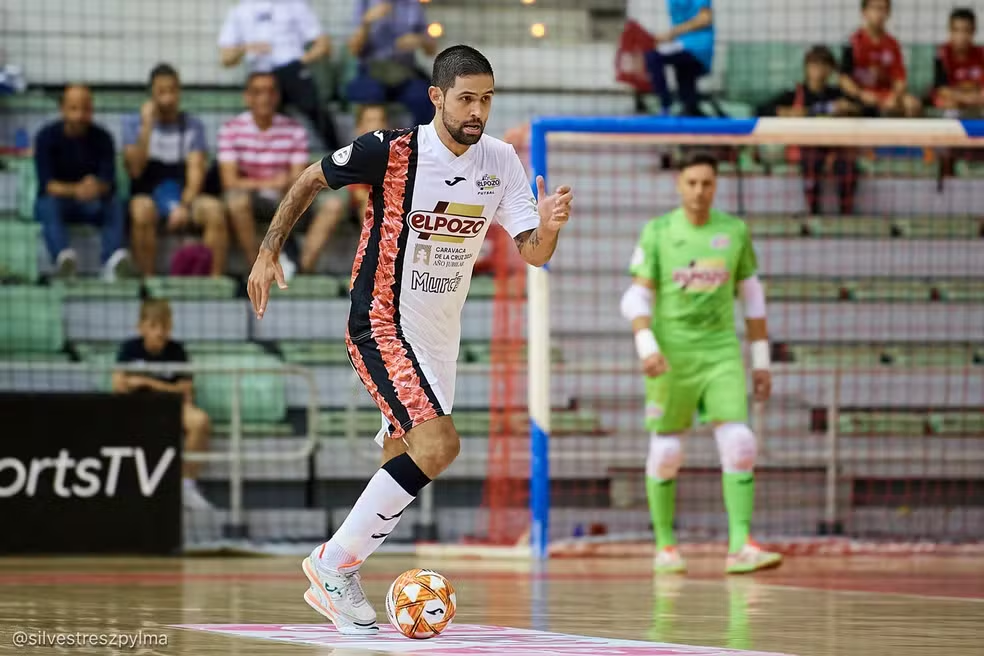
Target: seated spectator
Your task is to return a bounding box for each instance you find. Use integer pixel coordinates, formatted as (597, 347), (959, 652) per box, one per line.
(933, 8), (984, 118)
(123, 64), (228, 277)
(33, 85), (132, 280)
(644, 0), (714, 117)
(347, 0), (437, 127)
(112, 299), (212, 510)
(219, 0), (340, 150)
(760, 46), (861, 215)
(298, 103), (387, 273)
(839, 0), (922, 117)
(218, 72), (336, 277)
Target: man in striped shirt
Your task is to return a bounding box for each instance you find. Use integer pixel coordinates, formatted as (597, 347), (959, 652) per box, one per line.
(218, 72), (337, 274)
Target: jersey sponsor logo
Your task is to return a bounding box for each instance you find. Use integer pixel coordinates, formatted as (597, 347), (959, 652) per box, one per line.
(373, 130), (384, 142)
(476, 173), (501, 194)
(412, 244), (432, 265)
(445, 176), (467, 186)
(410, 271), (464, 294)
(409, 201), (487, 243)
(673, 258), (730, 292)
(710, 234), (730, 250)
(331, 144), (353, 166)
(645, 401), (664, 421)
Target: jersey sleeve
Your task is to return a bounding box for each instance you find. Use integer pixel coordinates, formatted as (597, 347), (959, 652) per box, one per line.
(890, 40), (907, 83)
(320, 131), (389, 190)
(494, 151), (541, 239)
(736, 224), (758, 281)
(628, 221), (659, 282)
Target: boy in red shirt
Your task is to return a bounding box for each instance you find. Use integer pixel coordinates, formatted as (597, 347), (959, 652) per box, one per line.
(933, 8), (984, 117)
(839, 0), (922, 117)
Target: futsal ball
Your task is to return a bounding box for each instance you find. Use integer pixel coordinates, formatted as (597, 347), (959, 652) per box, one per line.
(385, 568), (457, 639)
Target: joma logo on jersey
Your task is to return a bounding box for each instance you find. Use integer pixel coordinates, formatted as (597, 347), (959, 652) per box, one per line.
(476, 173), (501, 193)
(409, 201), (487, 243)
(673, 258), (730, 292)
(411, 271), (463, 294)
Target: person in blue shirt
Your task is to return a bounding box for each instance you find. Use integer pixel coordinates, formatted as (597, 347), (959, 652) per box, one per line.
(645, 0), (715, 116)
(34, 85), (132, 279)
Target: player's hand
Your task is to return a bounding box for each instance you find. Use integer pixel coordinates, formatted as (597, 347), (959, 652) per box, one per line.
(140, 100), (158, 126)
(752, 369), (772, 402)
(535, 176), (572, 234)
(859, 90), (880, 106)
(74, 176), (102, 202)
(247, 248), (288, 320)
(167, 203), (189, 231)
(642, 353), (669, 378)
(246, 42), (273, 55)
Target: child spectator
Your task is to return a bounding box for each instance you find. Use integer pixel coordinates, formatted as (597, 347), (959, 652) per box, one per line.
(933, 8), (984, 117)
(840, 0), (922, 117)
(761, 46), (861, 215)
(112, 299), (212, 510)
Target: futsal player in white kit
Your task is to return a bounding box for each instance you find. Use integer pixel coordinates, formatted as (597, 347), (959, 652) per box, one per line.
(247, 45), (573, 634)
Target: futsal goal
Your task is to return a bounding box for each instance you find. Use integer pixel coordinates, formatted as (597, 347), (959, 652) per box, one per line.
(475, 116), (984, 559)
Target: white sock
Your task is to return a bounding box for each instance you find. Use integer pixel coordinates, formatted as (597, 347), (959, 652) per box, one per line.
(314, 469), (416, 570)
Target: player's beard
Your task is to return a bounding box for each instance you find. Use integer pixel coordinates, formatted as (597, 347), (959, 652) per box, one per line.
(444, 116), (485, 146)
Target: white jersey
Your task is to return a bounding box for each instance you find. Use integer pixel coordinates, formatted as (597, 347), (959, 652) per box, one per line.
(321, 122), (540, 362)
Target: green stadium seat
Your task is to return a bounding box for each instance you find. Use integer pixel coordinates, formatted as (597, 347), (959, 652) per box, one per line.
(274, 275), (346, 298)
(954, 160), (984, 179)
(905, 45), (937, 98)
(838, 410), (984, 437)
(0, 221), (40, 283)
(186, 341), (266, 356)
(144, 276), (238, 300)
(724, 42), (809, 107)
(318, 409), (384, 437)
(859, 157), (939, 177)
(786, 343), (978, 367)
(467, 276), (496, 299)
(212, 422), (294, 437)
(936, 280), (984, 302)
(280, 341), (350, 365)
(0, 285), (64, 354)
(61, 279), (142, 300)
(193, 353), (287, 424)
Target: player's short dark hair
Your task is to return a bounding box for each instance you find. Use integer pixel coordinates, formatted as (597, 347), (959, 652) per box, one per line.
(149, 63), (179, 87)
(245, 71), (278, 90)
(678, 151), (719, 174)
(861, 0), (889, 10)
(355, 103), (387, 124)
(431, 45), (494, 92)
(804, 45), (836, 68)
(140, 299), (172, 324)
(950, 7), (976, 28)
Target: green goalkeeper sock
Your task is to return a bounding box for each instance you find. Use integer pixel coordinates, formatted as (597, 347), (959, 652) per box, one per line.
(646, 476), (677, 549)
(722, 473), (755, 553)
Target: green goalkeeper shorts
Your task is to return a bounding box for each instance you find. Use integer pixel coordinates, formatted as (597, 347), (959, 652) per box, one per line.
(644, 349), (748, 434)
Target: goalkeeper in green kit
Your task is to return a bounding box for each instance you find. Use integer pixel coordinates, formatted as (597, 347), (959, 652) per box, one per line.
(620, 152), (782, 575)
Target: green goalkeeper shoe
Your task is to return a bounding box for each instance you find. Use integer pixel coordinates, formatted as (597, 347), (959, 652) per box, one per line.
(725, 541), (783, 575)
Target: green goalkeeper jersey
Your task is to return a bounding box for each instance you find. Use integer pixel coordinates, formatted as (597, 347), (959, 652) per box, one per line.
(628, 208), (758, 353)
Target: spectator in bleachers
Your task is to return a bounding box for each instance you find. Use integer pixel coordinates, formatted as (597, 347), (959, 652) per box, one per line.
(347, 0), (437, 127)
(932, 8), (984, 118)
(33, 85), (132, 280)
(112, 299), (212, 510)
(644, 0), (714, 117)
(218, 72), (337, 277)
(839, 0), (922, 118)
(760, 46), (861, 216)
(297, 103), (387, 274)
(219, 0), (340, 150)
(123, 64), (228, 277)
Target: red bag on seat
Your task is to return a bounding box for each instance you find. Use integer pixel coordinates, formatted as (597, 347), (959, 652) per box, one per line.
(615, 20), (656, 93)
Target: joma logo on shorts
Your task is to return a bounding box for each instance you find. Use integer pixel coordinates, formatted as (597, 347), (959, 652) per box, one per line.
(411, 271), (463, 294)
(409, 212), (487, 238)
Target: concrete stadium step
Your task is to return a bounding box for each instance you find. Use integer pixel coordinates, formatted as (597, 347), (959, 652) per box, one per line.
(782, 343), (984, 367)
(316, 408), (603, 438)
(832, 410), (984, 437)
(64, 298), (247, 341)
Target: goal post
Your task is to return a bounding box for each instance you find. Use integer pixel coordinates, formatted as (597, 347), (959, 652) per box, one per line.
(521, 116), (984, 560)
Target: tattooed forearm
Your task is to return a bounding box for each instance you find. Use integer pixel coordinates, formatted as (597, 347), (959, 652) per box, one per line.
(514, 227), (558, 266)
(260, 165), (324, 254)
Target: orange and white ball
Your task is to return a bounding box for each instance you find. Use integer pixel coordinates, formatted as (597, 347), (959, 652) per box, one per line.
(385, 568), (457, 639)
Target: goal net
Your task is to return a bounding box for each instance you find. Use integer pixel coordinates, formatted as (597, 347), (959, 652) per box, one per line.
(481, 117), (984, 557)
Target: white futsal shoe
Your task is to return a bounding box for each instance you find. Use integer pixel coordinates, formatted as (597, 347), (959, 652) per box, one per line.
(302, 555), (379, 635)
(653, 546), (688, 574)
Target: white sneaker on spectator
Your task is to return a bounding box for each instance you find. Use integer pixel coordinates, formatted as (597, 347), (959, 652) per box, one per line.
(54, 249), (78, 279)
(102, 248), (134, 282)
(182, 479), (214, 510)
(279, 252), (297, 282)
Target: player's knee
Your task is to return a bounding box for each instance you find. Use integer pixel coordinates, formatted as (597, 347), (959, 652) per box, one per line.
(129, 196), (157, 227)
(714, 423), (757, 473)
(646, 435), (682, 480)
(904, 94), (923, 116)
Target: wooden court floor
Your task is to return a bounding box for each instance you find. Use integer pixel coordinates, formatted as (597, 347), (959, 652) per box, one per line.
(0, 554), (981, 655)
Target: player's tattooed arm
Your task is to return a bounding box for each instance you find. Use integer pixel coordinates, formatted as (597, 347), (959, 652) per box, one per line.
(259, 163), (328, 255)
(513, 228), (557, 266)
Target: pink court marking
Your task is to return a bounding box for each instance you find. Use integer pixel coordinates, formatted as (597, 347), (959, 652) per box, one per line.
(172, 623), (799, 655)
